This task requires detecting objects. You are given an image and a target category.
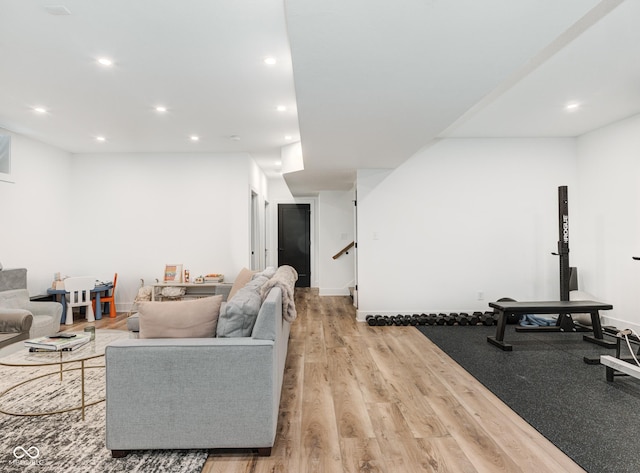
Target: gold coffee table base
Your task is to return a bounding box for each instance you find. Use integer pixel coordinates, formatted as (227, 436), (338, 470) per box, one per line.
(0, 330), (130, 421)
(0, 362), (105, 420)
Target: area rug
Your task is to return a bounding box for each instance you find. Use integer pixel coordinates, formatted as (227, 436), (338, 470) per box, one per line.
(417, 324), (640, 473)
(0, 356), (207, 473)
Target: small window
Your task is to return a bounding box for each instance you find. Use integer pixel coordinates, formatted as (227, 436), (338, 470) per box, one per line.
(0, 135), (13, 183)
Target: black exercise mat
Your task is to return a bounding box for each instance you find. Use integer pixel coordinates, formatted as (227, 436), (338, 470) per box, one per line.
(417, 324), (640, 473)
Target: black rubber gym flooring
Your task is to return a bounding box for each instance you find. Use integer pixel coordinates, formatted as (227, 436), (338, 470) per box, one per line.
(417, 324), (640, 473)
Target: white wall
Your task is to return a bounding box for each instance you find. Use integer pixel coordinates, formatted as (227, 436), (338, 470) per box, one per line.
(265, 177), (294, 268)
(573, 113), (640, 330)
(0, 129), (72, 294)
(70, 152), (256, 310)
(1, 132), (268, 311)
(318, 190), (355, 295)
(356, 138), (577, 320)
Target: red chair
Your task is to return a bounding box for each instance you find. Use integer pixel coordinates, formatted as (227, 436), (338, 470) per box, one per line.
(93, 273), (118, 318)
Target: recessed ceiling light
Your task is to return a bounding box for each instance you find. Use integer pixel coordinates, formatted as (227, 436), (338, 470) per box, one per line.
(275, 160), (282, 166)
(34, 107), (47, 114)
(284, 135), (293, 140)
(96, 136), (106, 142)
(263, 56), (277, 66)
(97, 57), (113, 67)
(565, 102), (580, 111)
(155, 106), (167, 112)
(277, 105), (286, 112)
(190, 135), (200, 141)
(228, 135), (241, 141)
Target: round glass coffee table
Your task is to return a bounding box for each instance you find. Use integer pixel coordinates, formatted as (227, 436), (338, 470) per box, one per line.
(0, 330), (130, 420)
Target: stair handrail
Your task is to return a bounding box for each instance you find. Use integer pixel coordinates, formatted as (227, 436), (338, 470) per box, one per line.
(332, 241), (355, 260)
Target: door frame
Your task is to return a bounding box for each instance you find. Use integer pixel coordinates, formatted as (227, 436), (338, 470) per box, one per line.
(270, 197), (318, 288)
(353, 189), (358, 308)
(250, 190), (260, 270)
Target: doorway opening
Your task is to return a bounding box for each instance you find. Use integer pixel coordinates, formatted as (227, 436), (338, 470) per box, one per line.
(278, 203), (311, 287)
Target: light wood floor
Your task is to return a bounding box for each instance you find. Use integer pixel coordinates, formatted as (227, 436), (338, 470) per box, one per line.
(67, 291), (586, 473)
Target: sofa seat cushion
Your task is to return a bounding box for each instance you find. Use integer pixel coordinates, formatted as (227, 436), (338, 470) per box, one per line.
(138, 295), (223, 339)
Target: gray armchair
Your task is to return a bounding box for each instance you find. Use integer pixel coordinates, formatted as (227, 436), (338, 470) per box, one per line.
(0, 268), (63, 344)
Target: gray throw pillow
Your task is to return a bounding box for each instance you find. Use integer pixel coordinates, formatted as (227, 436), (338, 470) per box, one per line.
(216, 274), (269, 337)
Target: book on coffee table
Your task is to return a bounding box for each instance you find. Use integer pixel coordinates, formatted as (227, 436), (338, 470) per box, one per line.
(28, 339), (91, 352)
(24, 333), (91, 351)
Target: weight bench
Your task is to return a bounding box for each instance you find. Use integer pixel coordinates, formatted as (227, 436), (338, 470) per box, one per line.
(487, 300), (616, 351)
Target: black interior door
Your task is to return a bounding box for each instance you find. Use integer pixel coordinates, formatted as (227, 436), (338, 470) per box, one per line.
(278, 203), (310, 287)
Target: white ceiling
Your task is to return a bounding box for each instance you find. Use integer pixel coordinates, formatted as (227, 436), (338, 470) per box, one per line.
(0, 0), (298, 176)
(1, 0), (638, 195)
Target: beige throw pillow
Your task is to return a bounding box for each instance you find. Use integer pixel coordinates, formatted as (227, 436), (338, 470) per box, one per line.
(138, 295), (223, 339)
(227, 267), (255, 301)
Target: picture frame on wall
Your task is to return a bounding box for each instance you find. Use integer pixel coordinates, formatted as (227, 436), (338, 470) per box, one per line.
(163, 264), (183, 283)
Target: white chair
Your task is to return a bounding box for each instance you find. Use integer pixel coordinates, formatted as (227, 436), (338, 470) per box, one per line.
(64, 277), (95, 325)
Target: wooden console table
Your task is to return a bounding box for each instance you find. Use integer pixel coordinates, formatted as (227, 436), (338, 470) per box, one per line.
(150, 282), (232, 301)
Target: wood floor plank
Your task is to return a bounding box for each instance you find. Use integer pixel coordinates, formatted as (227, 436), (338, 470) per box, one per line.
(304, 315), (328, 364)
(425, 392), (524, 473)
(339, 438), (387, 473)
(367, 402), (432, 473)
(202, 454), (256, 473)
(279, 339), (304, 412)
(344, 339), (394, 404)
(421, 436), (479, 473)
(323, 310), (349, 349)
(328, 347), (377, 439)
(299, 361), (343, 473)
(364, 335), (450, 440)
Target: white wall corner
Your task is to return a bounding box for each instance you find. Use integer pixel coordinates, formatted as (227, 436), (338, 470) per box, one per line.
(281, 141), (304, 174)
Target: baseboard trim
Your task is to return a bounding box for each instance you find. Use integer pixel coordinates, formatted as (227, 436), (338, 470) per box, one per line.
(319, 288), (350, 296)
(601, 316), (640, 333)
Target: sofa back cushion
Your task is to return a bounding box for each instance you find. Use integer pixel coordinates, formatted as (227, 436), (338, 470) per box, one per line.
(137, 295), (223, 339)
(0, 268), (27, 292)
(0, 289), (29, 308)
(227, 267), (254, 302)
(216, 274), (269, 337)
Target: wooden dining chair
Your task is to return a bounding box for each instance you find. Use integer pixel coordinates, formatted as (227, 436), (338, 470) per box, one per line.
(93, 273), (118, 318)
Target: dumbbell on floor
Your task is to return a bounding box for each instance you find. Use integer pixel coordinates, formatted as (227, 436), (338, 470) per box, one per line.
(478, 312), (495, 326)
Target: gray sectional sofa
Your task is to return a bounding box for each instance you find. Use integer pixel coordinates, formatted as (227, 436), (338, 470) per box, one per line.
(105, 285), (291, 457)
